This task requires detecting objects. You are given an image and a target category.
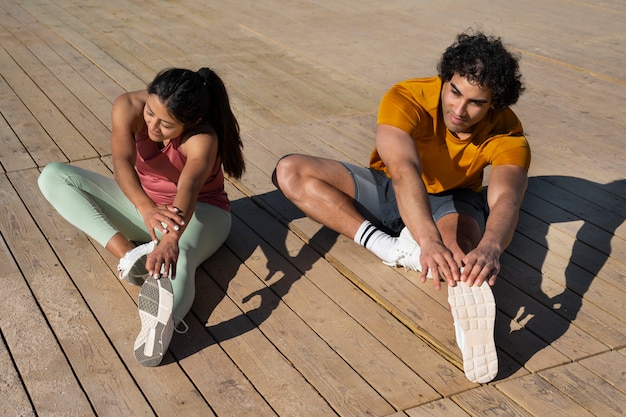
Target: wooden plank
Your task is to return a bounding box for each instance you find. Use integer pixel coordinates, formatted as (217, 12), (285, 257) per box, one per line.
(171, 0), (380, 113)
(507, 224), (623, 317)
(169, 306), (279, 417)
(405, 398), (470, 417)
(39, 1), (161, 83)
(0, 48), (68, 166)
(1, 1), (115, 128)
(0, 330), (36, 417)
(497, 260), (609, 362)
(225, 185), (443, 408)
(540, 362), (626, 417)
(0, 38), (99, 162)
(205, 241), (396, 416)
(451, 385), (533, 416)
(491, 294), (570, 375)
(6, 2), (127, 103)
(501, 242), (626, 350)
(20, 1), (146, 91)
(539, 175), (626, 219)
(497, 373), (596, 417)
(0, 12), (111, 156)
(0, 181), (94, 417)
(197, 249), (341, 417)
(524, 180), (626, 259)
(579, 350), (626, 395)
(0, 104), (37, 172)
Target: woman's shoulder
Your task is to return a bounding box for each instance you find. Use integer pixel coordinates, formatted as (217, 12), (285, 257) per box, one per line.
(114, 90), (147, 111)
(112, 90), (147, 132)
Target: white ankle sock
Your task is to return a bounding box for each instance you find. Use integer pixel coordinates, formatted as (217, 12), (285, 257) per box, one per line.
(354, 220), (396, 262)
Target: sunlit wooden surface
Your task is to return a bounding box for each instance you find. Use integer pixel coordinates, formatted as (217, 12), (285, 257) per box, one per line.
(1, 0), (625, 415)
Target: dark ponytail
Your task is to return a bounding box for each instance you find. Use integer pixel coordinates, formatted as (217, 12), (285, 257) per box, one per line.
(196, 68), (245, 179)
(148, 67), (245, 179)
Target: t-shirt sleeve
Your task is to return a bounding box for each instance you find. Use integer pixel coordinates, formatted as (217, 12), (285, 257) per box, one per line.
(376, 84), (423, 133)
(488, 135), (531, 171)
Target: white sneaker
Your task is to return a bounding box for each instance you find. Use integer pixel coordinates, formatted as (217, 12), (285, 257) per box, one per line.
(117, 241), (157, 285)
(134, 276), (174, 367)
(383, 227), (423, 272)
(447, 281), (498, 383)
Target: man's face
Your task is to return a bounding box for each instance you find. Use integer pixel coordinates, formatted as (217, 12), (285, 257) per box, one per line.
(441, 73), (493, 140)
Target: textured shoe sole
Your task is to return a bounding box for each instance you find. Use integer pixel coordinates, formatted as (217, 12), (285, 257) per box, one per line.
(448, 281), (498, 383)
(134, 277), (174, 367)
(126, 255), (149, 286)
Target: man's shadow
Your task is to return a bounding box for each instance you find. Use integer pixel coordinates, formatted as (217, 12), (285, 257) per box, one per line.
(170, 190), (339, 360)
(494, 176), (625, 379)
(171, 176), (625, 376)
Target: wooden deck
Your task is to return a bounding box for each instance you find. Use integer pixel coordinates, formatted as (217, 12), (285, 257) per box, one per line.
(1, 0), (625, 415)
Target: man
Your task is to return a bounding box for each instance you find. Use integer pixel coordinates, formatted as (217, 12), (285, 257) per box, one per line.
(272, 31), (530, 383)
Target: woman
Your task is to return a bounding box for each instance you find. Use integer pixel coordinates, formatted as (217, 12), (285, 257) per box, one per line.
(38, 67), (245, 366)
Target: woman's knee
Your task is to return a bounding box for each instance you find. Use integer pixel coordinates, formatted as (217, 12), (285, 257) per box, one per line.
(39, 161), (64, 184)
(38, 162), (70, 197)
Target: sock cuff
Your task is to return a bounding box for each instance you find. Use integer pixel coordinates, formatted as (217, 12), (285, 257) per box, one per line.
(354, 220), (376, 248)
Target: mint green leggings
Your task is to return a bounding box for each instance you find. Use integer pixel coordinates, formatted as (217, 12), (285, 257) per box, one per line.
(38, 162), (231, 322)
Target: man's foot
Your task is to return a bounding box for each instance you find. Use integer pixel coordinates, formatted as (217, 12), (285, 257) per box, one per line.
(447, 281), (498, 383)
(117, 240), (157, 285)
(383, 227), (423, 272)
(134, 276), (174, 367)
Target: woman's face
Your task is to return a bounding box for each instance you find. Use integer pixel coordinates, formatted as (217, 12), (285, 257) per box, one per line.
(143, 94), (184, 142)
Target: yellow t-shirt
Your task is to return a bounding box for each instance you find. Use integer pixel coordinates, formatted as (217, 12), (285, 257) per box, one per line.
(371, 77), (531, 193)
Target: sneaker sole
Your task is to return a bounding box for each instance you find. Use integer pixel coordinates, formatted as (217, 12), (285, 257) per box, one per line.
(134, 277), (174, 367)
(447, 281), (497, 383)
(126, 254), (149, 286)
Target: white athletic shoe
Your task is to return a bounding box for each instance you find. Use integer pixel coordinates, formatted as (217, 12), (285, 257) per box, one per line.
(117, 241), (157, 285)
(134, 276), (174, 367)
(447, 281), (498, 383)
(383, 227), (423, 271)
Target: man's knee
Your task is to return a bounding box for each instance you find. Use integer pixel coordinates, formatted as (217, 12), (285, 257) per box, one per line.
(272, 154), (302, 193)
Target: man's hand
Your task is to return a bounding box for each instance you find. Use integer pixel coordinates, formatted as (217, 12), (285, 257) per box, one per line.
(419, 239), (461, 290)
(460, 244), (501, 287)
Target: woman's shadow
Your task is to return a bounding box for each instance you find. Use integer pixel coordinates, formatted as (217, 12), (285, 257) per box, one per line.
(494, 176), (625, 379)
(170, 190), (339, 360)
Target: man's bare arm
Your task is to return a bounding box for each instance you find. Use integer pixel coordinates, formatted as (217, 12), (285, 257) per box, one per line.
(375, 124), (460, 286)
(461, 164), (528, 286)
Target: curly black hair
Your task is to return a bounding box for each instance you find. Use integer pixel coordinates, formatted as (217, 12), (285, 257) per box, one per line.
(437, 31), (524, 110)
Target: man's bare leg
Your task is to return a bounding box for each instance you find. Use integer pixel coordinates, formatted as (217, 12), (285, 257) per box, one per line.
(436, 213), (482, 268)
(273, 154), (365, 238)
(274, 154), (401, 263)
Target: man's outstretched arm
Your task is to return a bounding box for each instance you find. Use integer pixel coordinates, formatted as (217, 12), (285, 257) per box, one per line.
(376, 124), (461, 287)
(461, 164), (528, 286)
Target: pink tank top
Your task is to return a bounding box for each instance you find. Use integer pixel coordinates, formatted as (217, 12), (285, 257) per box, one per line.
(134, 124), (229, 212)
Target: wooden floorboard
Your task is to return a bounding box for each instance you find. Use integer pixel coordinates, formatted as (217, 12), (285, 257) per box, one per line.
(1, 0), (625, 415)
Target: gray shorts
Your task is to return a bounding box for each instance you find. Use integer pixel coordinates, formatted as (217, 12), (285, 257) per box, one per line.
(340, 162), (488, 236)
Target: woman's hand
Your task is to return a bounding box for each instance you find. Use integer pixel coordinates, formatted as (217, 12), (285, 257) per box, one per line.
(141, 205), (186, 242)
(146, 236), (180, 279)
